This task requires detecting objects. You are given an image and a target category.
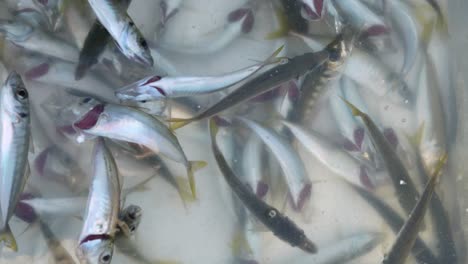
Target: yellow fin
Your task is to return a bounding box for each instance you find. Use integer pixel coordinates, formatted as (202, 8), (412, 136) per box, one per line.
(209, 118), (219, 137)
(407, 122), (425, 147)
(169, 118), (191, 131)
(339, 97), (365, 117)
(174, 176), (197, 204)
(432, 153), (448, 178)
(266, 7), (290, 39)
(0, 224), (17, 252)
(187, 161), (207, 198)
(230, 232), (252, 256)
(154, 260), (181, 264)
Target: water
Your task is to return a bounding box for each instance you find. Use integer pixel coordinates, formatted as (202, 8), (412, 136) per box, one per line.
(0, 0), (466, 263)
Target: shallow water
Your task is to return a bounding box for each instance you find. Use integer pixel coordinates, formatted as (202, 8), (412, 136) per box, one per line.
(0, 0), (467, 263)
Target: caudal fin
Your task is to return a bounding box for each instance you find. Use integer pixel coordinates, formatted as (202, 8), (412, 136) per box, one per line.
(0, 224), (17, 251)
(187, 161), (208, 198)
(340, 97), (365, 117)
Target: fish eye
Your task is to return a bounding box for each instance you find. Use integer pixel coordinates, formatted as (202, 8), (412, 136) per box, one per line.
(128, 21), (135, 27)
(16, 89), (28, 99)
(139, 38), (148, 49)
(328, 48), (341, 62)
(81, 97), (92, 104)
(99, 252), (112, 264)
(130, 226), (136, 232)
(267, 209), (277, 219)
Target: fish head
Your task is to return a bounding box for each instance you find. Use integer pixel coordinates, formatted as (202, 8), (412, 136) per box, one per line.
(77, 236), (114, 264)
(325, 28), (355, 67)
(1, 71), (30, 121)
(120, 23), (154, 67)
(0, 19), (34, 42)
(120, 205), (142, 234)
(115, 76), (165, 101)
(300, 0), (324, 21)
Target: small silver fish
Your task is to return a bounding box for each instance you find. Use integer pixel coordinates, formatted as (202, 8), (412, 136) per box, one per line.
(87, 0), (154, 66)
(72, 102), (206, 198)
(383, 155), (447, 264)
(0, 72), (31, 252)
(76, 138), (121, 264)
(115, 46), (283, 101)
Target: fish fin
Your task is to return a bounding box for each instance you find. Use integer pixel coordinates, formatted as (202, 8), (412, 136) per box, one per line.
(230, 231), (252, 256)
(168, 118), (192, 131)
(117, 220), (132, 237)
(174, 176), (197, 205)
(339, 97), (366, 117)
(407, 122), (425, 147)
(432, 153), (448, 180)
(187, 161), (208, 198)
(209, 118), (219, 138)
(265, 6), (289, 39)
(0, 224), (17, 251)
(249, 45), (286, 66)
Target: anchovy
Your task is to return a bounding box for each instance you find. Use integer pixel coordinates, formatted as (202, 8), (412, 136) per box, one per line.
(0, 18), (78, 62)
(282, 121), (372, 189)
(160, 1), (256, 55)
(72, 102), (205, 198)
(383, 155), (447, 264)
(38, 220), (76, 264)
(0, 72), (31, 252)
(342, 100), (419, 217)
(209, 118), (317, 253)
(169, 39), (330, 130)
(76, 138), (121, 264)
(116, 46), (283, 101)
(160, 0), (183, 25)
(87, 0), (153, 66)
(238, 117), (310, 211)
(75, 0), (132, 80)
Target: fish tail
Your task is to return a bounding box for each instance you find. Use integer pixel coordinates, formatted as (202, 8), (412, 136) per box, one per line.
(432, 153), (448, 179)
(209, 118), (219, 137)
(187, 161), (208, 198)
(230, 231), (252, 256)
(407, 122), (425, 147)
(264, 45), (286, 65)
(0, 224), (18, 252)
(174, 176), (197, 204)
(339, 97), (365, 117)
(265, 6), (290, 39)
(169, 118), (192, 131)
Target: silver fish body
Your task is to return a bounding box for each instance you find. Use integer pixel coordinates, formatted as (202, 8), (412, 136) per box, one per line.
(0, 72), (31, 251)
(77, 139), (120, 264)
(87, 0), (153, 66)
(238, 117), (311, 211)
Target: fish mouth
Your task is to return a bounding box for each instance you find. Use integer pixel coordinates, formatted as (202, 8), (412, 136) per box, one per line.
(73, 104), (105, 130)
(300, 1), (323, 21)
(80, 234), (111, 245)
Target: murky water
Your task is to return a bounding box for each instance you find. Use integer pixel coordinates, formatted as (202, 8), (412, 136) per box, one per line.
(0, 0), (467, 263)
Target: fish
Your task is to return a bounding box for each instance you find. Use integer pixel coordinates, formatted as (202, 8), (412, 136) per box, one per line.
(241, 134), (269, 198)
(159, 1), (256, 55)
(75, 0), (132, 80)
(282, 120), (373, 189)
(386, 0), (419, 77)
(0, 18), (79, 62)
(168, 37), (331, 130)
(383, 155), (447, 264)
(342, 99), (420, 217)
(76, 138), (121, 264)
(38, 220), (77, 264)
(87, 0), (154, 66)
(115, 46), (284, 101)
(72, 102), (206, 198)
(277, 232), (382, 264)
(118, 205), (142, 235)
(238, 117), (310, 211)
(280, 0), (308, 34)
(209, 118), (317, 253)
(160, 0), (183, 25)
(348, 184), (440, 264)
(291, 31), (413, 105)
(300, 0), (324, 21)
(0, 72), (31, 252)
